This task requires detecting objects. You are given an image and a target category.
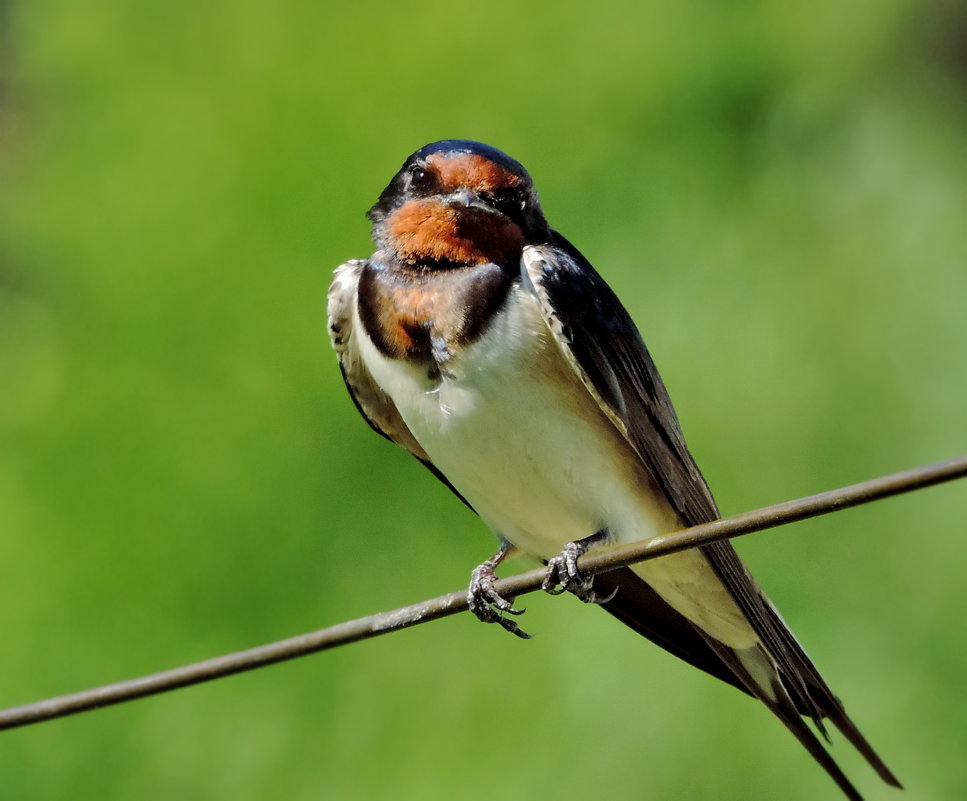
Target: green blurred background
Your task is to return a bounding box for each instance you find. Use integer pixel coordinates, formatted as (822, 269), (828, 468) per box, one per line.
(2, 1), (966, 799)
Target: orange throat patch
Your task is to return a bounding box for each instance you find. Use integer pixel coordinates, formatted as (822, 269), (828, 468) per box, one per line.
(387, 200), (525, 266)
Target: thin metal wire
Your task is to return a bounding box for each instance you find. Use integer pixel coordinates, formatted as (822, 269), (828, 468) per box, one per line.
(1, 455), (965, 732)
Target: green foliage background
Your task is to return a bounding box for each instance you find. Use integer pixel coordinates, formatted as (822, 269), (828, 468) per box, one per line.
(2, 1), (966, 799)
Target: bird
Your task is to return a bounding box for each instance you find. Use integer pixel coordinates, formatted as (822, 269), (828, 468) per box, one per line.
(327, 139), (901, 800)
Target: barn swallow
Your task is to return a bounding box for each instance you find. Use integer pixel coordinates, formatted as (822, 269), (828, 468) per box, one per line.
(327, 140), (900, 800)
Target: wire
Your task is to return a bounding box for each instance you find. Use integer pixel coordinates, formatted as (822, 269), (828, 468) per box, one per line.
(1, 455), (964, 732)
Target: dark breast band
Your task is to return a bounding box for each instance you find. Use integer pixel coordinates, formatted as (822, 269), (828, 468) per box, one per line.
(357, 258), (516, 366)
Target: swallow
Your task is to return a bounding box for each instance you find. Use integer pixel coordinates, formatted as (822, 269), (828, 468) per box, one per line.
(327, 140), (900, 800)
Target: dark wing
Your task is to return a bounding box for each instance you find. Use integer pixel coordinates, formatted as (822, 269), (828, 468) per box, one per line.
(591, 567), (748, 693)
(521, 236), (899, 791)
(327, 260), (473, 508)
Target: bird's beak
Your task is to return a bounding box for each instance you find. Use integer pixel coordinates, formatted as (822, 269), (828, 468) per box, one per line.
(447, 188), (499, 214)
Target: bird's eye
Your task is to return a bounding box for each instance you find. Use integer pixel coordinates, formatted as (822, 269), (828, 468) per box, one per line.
(407, 165), (433, 190)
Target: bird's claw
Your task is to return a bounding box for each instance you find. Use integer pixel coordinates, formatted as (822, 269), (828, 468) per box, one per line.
(468, 560), (531, 639)
(542, 538), (617, 605)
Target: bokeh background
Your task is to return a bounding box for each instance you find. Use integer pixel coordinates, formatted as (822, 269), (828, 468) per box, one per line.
(2, 1), (966, 799)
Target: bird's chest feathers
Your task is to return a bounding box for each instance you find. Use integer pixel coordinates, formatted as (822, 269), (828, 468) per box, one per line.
(356, 272), (558, 435)
(356, 260), (514, 373)
(355, 279), (639, 552)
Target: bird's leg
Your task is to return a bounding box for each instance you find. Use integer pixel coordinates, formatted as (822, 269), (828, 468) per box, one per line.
(468, 539), (531, 639)
(542, 529), (617, 604)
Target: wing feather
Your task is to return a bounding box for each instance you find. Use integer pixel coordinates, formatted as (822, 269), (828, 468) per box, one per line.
(520, 237), (899, 788)
(328, 260), (431, 460)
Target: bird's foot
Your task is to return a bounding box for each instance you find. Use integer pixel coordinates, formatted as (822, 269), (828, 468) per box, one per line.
(468, 552), (531, 639)
(542, 531), (617, 605)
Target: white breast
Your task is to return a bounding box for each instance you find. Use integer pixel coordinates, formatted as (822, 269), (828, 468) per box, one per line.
(355, 284), (667, 555)
(354, 282), (758, 648)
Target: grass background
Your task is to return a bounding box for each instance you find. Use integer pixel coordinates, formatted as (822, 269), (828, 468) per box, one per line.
(2, 1), (966, 799)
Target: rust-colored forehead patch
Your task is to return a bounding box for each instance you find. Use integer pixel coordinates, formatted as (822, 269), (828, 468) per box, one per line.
(426, 153), (523, 194)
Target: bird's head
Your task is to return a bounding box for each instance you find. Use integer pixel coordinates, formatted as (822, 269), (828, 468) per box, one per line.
(368, 140), (549, 268)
